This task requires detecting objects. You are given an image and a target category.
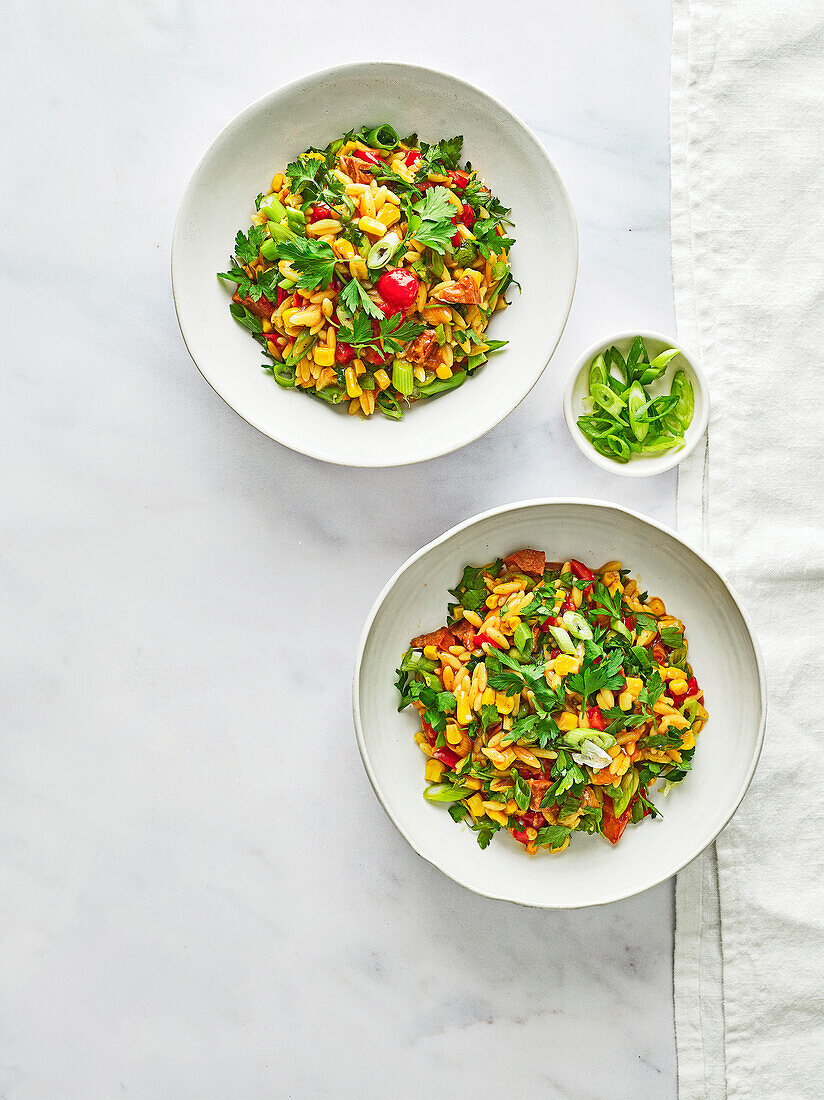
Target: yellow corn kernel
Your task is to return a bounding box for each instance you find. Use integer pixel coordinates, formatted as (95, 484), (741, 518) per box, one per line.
(670, 678), (688, 696)
(270, 172), (284, 192)
(445, 724), (462, 746)
(681, 730), (696, 751)
(377, 204), (401, 227)
(423, 645), (439, 661)
(495, 691), (515, 714)
(435, 364), (453, 380)
(424, 759), (445, 783)
(556, 712), (579, 731)
(336, 238), (355, 260)
(467, 793), (486, 819)
(313, 343), (335, 367)
(353, 357), (366, 377)
(664, 665), (682, 681)
(624, 677), (643, 697)
(374, 368), (391, 390)
(554, 655), (580, 677)
(358, 216), (386, 237)
(596, 689), (615, 709)
(344, 366), (362, 398)
(456, 698), (472, 727)
(618, 691), (633, 711)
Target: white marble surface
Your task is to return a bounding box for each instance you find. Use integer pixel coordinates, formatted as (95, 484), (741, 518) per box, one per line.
(2, 2), (676, 1096)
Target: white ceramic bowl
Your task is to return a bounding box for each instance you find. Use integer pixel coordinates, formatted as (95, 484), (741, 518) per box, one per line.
(172, 62), (578, 466)
(353, 499), (765, 908)
(563, 331), (710, 477)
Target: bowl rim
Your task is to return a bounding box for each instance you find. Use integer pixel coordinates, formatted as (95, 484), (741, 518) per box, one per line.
(171, 60), (579, 467)
(562, 329), (711, 477)
(352, 496), (767, 908)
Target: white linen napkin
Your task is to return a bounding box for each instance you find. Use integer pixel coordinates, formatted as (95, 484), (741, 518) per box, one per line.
(671, 1), (824, 1096)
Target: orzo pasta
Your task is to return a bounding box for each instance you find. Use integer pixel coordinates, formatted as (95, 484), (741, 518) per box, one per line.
(218, 124), (515, 419)
(395, 549), (707, 853)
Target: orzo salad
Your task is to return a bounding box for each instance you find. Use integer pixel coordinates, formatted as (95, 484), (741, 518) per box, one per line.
(396, 549), (707, 854)
(218, 124), (515, 419)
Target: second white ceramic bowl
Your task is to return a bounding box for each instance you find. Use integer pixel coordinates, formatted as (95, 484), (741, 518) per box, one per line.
(563, 330), (710, 476)
(173, 62), (578, 467)
(353, 499), (765, 908)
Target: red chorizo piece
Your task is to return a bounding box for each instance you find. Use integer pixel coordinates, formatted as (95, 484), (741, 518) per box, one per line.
(503, 548), (546, 576)
(434, 275), (482, 305)
(405, 330), (440, 366)
(451, 620), (476, 647)
(338, 155), (374, 185)
(411, 626), (455, 650)
(232, 291), (275, 321)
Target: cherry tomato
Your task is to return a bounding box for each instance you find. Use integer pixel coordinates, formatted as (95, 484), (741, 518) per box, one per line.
(404, 148), (420, 167)
(353, 148), (384, 166)
(447, 169), (470, 190)
(451, 231), (462, 248)
(432, 746), (460, 768)
(375, 268), (420, 312)
(335, 343), (355, 365)
(461, 204), (476, 229)
(602, 796), (632, 845)
(586, 706), (606, 731)
(307, 203), (334, 223)
(570, 559), (595, 582)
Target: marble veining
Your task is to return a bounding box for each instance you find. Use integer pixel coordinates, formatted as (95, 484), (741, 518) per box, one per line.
(2, 0), (676, 1096)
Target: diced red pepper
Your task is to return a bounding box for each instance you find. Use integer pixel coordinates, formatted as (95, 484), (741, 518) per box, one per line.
(538, 616), (557, 632)
(602, 796), (632, 845)
(451, 231), (462, 248)
(510, 828), (530, 845)
(335, 343), (355, 365)
(685, 677), (701, 697)
(586, 706), (606, 731)
(353, 148), (384, 166)
(404, 148), (420, 167)
(307, 202), (334, 223)
(433, 746), (460, 768)
(447, 169), (470, 190)
(569, 559), (595, 582)
(561, 595), (576, 614)
(421, 719), (437, 746)
(582, 583), (595, 601)
(461, 204), (476, 229)
(520, 811), (545, 830)
(276, 286), (289, 307)
(475, 632), (503, 650)
(623, 613), (636, 631)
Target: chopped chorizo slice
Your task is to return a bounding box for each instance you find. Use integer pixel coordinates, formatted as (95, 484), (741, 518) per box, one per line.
(434, 274), (482, 305)
(232, 291), (275, 321)
(405, 329), (440, 366)
(411, 626), (455, 651)
(451, 620), (476, 647)
(339, 155), (373, 185)
(503, 548), (546, 576)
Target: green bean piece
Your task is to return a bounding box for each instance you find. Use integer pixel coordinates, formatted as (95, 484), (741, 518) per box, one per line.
(670, 369), (695, 429)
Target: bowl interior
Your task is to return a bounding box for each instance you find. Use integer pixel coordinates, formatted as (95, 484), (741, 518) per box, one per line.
(355, 500), (764, 908)
(565, 332), (708, 477)
(173, 63), (578, 466)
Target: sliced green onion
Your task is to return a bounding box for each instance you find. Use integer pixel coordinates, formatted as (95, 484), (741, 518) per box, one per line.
(271, 362), (296, 388)
(627, 381), (649, 442)
(392, 359), (414, 396)
(546, 624), (576, 655)
(671, 369), (695, 429)
(590, 382), (626, 418)
(561, 611), (593, 640)
(423, 783), (474, 802)
(359, 124), (400, 150)
(589, 353), (608, 391)
(513, 622), (533, 655)
(610, 617), (632, 640)
(377, 391), (404, 420)
(366, 231), (401, 270)
(261, 195), (287, 222)
(285, 207), (306, 230)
